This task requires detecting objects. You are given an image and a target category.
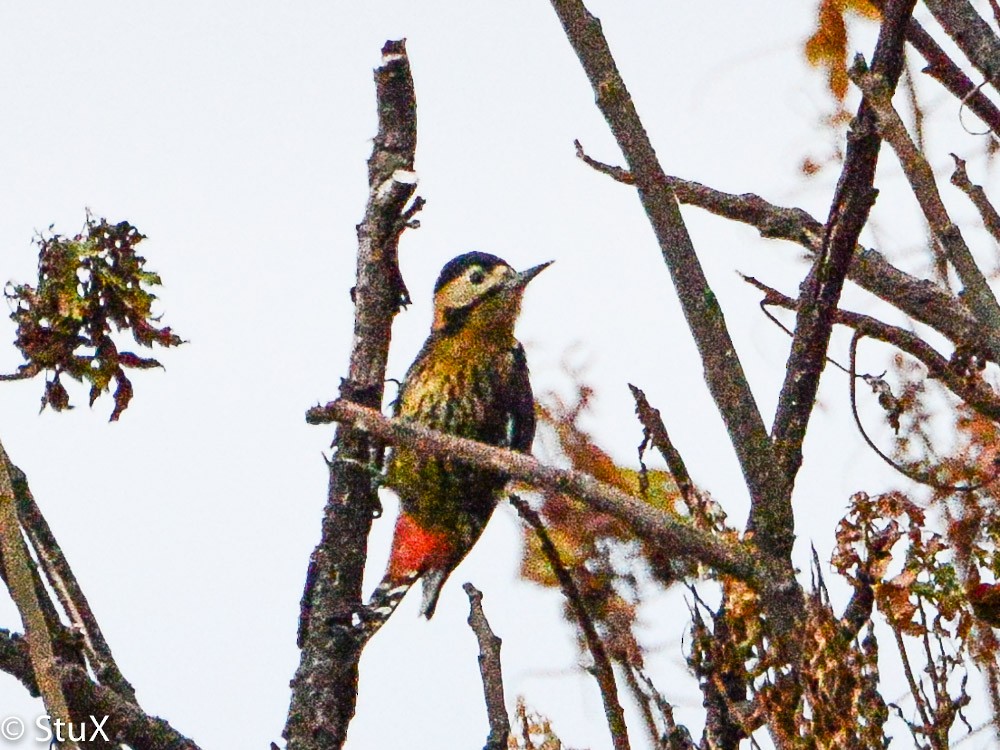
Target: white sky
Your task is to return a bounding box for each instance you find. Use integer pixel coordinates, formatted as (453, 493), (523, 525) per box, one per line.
(1, 2), (997, 749)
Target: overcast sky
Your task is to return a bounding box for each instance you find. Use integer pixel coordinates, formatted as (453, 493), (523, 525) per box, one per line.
(1, 3), (996, 749)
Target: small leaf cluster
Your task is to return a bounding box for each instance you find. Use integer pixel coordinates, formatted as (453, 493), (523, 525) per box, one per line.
(5, 216), (183, 420)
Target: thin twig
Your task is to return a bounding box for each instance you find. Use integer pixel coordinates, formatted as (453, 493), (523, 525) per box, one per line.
(574, 139), (634, 184)
(922, 0), (1000, 99)
(894, 626), (934, 735)
(631, 664), (697, 749)
(848, 332), (999, 491)
(743, 274), (1000, 422)
(284, 38), (421, 750)
(463, 583), (510, 750)
(620, 665), (661, 748)
(308, 399), (759, 582)
(628, 384), (696, 506)
(575, 140), (1000, 364)
(950, 154), (1000, 246)
(510, 496), (631, 750)
(869, 0), (1000, 136)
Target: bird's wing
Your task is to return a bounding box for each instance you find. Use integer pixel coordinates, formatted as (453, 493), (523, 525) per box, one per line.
(506, 343), (536, 453)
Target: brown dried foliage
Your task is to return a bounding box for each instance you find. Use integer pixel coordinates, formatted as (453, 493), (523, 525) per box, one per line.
(4, 215), (182, 420)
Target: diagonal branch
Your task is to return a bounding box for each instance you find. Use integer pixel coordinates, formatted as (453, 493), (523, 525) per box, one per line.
(9, 461), (136, 701)
(744, 275), (1000, 422)
(628, 384), (696, 506)
(576, 142), (998, 363)
(548, 0), (774, 542)
(869, 0), (1000, 135)
(849, 58), (1000, 349)
(922, 0), (1000, 99)
(307, 399), (759, 582)
(284, 39), (420, 750)
(0, 440), (76, 748)
(768, 0), (916, 556)
(511, 497), (630, 750)
(951, 153), (1000, 247)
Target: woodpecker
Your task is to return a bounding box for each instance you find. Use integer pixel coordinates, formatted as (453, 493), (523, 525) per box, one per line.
(365, 252), (550, 632)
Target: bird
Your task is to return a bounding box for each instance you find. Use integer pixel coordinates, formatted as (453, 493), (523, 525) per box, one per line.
(364, 251), (551, 634)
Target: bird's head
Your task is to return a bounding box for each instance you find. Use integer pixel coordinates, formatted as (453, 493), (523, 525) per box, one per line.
(431, 252), (551, 334)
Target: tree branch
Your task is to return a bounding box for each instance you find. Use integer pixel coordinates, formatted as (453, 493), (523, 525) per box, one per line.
(284, 39), (420, 750)
(744, 275), (1000, 422)
(511, 497), (631, 750)
(0, 440), (76, 748)
(922, 0), (1000, 99)
(849, 58), (1000, 348)
(575, 142), (999, 364)
(9, 461), (136, 701)
(629, 384), (696, 507)
(548, 0), (775, 525)
(463, 583), (510, 750)
(950, 153), (1000, 246)
(0, 631), (198, 750)
(308, 400), (759, 582)
(869, 0), (1000, 135)
(768, 0), (915, 556)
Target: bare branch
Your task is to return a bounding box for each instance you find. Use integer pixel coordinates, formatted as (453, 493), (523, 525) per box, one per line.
(308, 399), (759, 582)
(743, 275), (1000, 422)
(548, 0), (774, 526)
(850, 58), (1000, 346)
(55, 661), (201, 750)
(284, 39), (420, 750)
(868, 0), (1000, 135)
(0, 440), (76, 747)
(950, 153), (1000, 246)
(510, 497), (631, 750)
(575, 139), (634, 184)
(922, 0), (1000, 99)
(628, 664), (697, 750)
(9, 462), (136, 701)
(577, 136), (1000, 371)
(463, 583), (510, 750)
(659, 175), (999, 362)
(0, 630), (201, 750)
(769, 0), (915, 556)
(628, 384), (696, 506)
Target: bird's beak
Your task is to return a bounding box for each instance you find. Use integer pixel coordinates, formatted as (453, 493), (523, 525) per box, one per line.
(511, 260), (554, 289)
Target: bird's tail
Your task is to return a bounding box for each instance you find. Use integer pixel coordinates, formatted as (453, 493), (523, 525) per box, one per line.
(363, 570), (420, 637)
(361, 512), (454, 637)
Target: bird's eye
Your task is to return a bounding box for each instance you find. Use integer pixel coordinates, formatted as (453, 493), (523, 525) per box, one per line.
(469, 269), (485, 285)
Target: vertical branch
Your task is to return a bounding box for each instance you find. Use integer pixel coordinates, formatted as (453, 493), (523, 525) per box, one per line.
(284, 39), (420, 750)
(463, 583), (511, 750)
(0, 441), (76, 749)
(768, 0), (915, 554)
(547, 0), (773, 542)
(511, 496), (631, 750)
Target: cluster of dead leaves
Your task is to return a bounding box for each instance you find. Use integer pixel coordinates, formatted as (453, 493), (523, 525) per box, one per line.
(4, 215), (182, 420)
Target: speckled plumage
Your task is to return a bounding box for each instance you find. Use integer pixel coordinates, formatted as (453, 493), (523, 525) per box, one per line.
(364, 252), (547, 631)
